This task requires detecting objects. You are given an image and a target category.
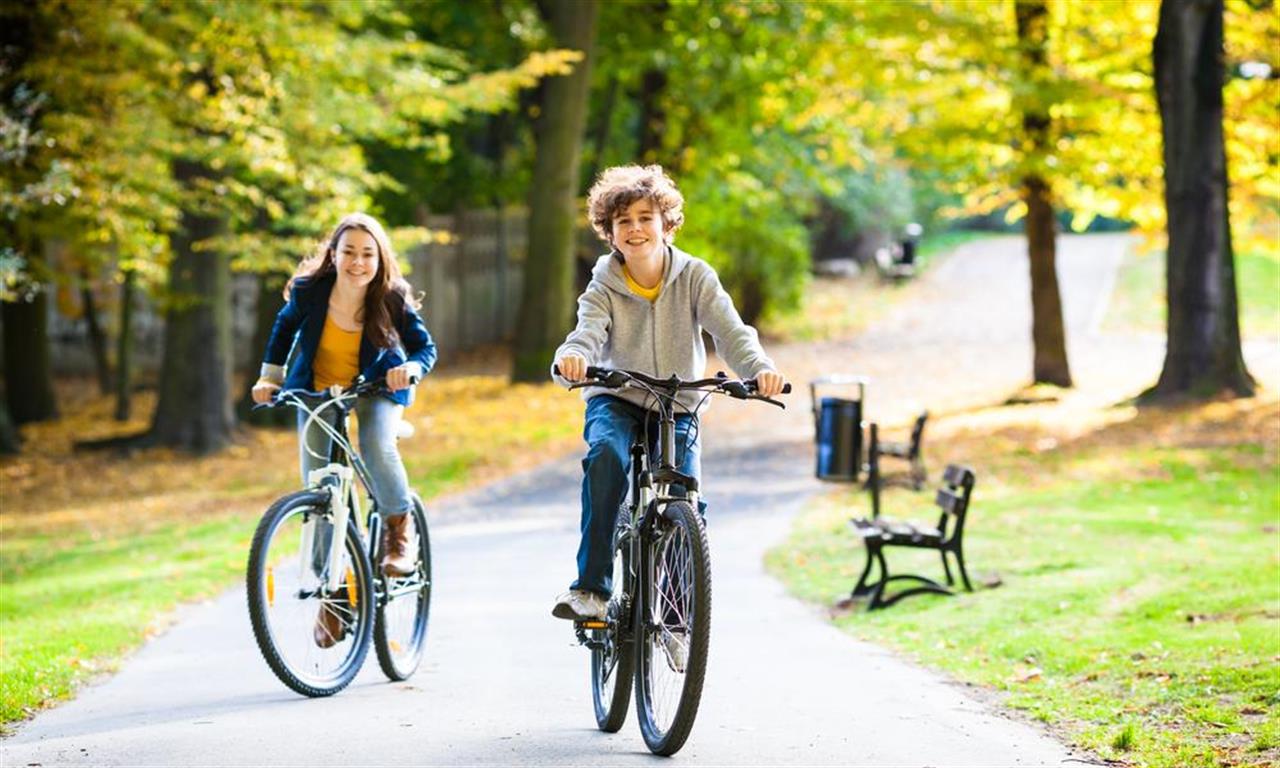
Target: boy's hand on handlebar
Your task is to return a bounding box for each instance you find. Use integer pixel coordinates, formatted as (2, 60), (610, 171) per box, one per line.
(251, 379), (281, 404)
(556, 354), (588, 383)
(755, 370), (787, 398)
(386, 364), (420, 392)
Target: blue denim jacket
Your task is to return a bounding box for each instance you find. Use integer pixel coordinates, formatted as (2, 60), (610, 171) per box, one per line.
(258, 273), (437, 407)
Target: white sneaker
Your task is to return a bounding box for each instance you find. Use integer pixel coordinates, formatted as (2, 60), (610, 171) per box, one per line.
(552, 590), (607, 621)
(660, 630), (688, 673)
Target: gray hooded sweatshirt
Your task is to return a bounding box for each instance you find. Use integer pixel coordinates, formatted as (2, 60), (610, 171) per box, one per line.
(550, 245), (776, 412)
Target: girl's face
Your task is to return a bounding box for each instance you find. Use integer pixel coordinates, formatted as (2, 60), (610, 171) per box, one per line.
(611, 198), (666, 264)
(333, 228), (380, 292)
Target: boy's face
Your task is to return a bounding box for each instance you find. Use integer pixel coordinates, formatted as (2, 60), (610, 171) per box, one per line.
(611, 198), (666, 264)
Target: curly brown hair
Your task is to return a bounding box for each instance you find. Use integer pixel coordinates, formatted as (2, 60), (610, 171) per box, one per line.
(586, 165), (685, 251)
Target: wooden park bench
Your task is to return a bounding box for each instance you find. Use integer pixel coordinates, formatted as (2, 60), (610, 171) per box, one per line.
(848, 464), (976, 610)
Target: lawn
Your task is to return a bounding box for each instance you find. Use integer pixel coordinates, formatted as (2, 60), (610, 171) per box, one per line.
(0, 372), (584, 727)
(766, 393), (1280, 767)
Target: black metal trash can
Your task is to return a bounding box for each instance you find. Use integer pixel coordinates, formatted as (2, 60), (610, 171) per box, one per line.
(810, 376), (868, 482)
(815, 397), (862, 481)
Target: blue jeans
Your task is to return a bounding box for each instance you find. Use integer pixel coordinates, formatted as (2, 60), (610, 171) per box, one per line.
(572, 395), (703, 598)
(298, 395), (414, 517)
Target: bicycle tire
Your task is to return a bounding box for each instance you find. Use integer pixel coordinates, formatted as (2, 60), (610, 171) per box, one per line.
(591, 518), (635, 732)
(246, 489), (375, 697)
(374, 493), (432, 681)
(634, 500), (711, 756)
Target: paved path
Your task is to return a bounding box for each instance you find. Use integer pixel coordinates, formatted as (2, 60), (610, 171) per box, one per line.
(5, 234), (1197, 766)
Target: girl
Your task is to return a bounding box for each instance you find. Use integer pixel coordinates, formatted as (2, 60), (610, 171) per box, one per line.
(251, 212), (436, 646)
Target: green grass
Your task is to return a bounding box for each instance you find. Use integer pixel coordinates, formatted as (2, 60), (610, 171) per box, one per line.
(767, 438), (1280, 767)
(1, 513), (253, 723)
(1105, 245), (1280, 339)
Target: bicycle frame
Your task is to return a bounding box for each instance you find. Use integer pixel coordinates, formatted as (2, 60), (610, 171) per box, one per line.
(280, 389), (385, 595)
(579, 401), (699, 655)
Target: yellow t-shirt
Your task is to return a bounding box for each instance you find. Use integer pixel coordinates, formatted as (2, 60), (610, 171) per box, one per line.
(623, 264), (661, 303)
(312, 315), (361, 390)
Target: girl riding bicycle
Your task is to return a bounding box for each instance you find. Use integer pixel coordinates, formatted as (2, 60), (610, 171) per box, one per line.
(551, 165), (786, 624)
(250, 212), (436, 647)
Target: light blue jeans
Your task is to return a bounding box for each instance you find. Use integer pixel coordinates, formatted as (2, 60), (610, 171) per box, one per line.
(298, 395), (414, 517)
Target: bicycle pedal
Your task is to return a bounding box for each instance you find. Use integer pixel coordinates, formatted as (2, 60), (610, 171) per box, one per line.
(574, 619), (609, 630)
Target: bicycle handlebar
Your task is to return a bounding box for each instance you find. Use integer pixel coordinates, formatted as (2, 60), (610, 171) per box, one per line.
(252, 374), (421, 411)
(553, 365), (790, 408)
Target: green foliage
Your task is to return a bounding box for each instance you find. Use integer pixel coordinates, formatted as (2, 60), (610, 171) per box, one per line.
(2, 0), (576, 296)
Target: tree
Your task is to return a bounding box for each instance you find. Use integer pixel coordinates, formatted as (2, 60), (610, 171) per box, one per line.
(1146, 0), (1255, 400)
(512, 0), (598, 382)
(1015, 0), (1071, 386)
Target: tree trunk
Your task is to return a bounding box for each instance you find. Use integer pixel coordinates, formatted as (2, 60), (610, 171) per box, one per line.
(1015, 0), (1072, 387)
(637, 68), (667, 166)
(149, 160), (236, 453)
(1147, 0), (1253, 400)
(2, 289), (59, 424)
(511, 0), (599, 382)
(114, 268), (134, 421)
(80, 267), (112, 396)
(237, 272), (293, 427)
(0, 375), (21, 454)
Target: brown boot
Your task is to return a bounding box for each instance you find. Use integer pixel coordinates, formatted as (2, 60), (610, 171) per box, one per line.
(313, 600), (348, 649)
(381, 513), (416, 577)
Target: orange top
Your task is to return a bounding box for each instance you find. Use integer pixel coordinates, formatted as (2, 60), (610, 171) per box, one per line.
(312, 315), (361, 390)
(623, 264), (661, 303)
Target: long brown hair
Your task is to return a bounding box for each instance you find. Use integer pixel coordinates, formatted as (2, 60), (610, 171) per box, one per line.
(285, 213), (421, 349)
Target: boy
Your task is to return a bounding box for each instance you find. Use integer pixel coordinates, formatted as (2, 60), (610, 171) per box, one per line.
(551, 164), (786, 621)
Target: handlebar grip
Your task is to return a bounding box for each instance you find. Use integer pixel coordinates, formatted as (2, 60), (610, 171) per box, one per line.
(782, 383), (792, 394)
(553, 363), (604, 381)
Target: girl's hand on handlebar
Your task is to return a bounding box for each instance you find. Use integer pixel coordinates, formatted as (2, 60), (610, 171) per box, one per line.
(556, 354), (588, 382)
(252, 379), (281, 405)
(755, 369), (787, 398)
(386, 364), (420, 392)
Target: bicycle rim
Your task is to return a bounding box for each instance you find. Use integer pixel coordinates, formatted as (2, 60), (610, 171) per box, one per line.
(374, 495), (432, 681)
(635, 500), (711, 756)
(591, 525), (634, 731)
(246, 490), (374, 697)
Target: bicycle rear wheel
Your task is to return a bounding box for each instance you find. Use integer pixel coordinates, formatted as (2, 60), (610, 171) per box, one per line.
(591, 518), (634, 732)
(634, 500), (711, 756)
(374, 494), (432, 681)
(246, 489), (374, 697)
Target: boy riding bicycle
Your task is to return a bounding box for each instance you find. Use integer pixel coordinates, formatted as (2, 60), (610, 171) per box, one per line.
(551, 164), (786, 623)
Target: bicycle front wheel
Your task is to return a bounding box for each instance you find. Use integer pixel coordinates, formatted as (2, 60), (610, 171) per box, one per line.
(635, 500), (711, 756)
(374, 494), (432, 681)
(591, 516), (634, 732)
(246, 489), (375, 697)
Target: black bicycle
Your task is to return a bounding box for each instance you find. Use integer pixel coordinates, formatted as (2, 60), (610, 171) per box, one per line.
(558, 366), (788, 756)
(245, 376), (431, 697)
